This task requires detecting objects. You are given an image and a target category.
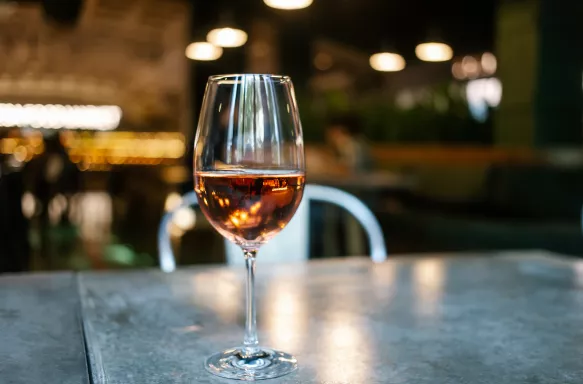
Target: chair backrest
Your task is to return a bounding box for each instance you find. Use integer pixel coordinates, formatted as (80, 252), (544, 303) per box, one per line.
(158, 184), (387, 272)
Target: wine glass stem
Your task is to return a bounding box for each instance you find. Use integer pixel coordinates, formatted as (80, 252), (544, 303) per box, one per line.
(243, 250), (259, 355)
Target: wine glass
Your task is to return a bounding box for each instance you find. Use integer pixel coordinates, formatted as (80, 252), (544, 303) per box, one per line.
(194, 74), (305, 380)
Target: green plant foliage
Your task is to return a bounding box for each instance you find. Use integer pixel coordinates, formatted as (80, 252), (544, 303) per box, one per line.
(296, 83), (493, 145)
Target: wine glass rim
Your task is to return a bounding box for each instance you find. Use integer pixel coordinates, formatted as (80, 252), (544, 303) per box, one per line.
(208, 74), (291, 83)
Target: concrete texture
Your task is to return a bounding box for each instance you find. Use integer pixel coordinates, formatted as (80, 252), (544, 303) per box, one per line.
(78, 251), (583, 383)
(0, 273), (89, 384)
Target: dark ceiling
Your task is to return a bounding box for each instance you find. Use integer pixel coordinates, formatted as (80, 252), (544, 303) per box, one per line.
(21, 0), (497, 59)
(191, 0), (497, 91)
(17, 0), (497, 101)
(193, 0), (497, 58)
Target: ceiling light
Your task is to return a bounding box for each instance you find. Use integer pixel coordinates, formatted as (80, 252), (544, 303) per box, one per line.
(207, 27), (248, 48)
(264, 0), (313, 10)
(415, 42), (453, 62)
(185, 42), (223, 61)
(369, 52), (406, 72)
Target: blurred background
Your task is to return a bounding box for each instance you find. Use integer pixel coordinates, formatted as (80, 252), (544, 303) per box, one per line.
(0, 0), (582, 272)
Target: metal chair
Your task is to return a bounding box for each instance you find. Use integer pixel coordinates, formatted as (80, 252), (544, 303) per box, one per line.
(158, 185), (387, 272)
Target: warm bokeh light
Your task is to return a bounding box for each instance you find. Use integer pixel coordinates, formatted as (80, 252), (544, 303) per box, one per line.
(185, 42), (223, 61)
(48, 194), (68, 225)
(369, 52), (406, 72)
(263, 0), (313, 10)
(313, 52), (333, 71)
(21, 192), (36, 219)
(165, 192), (183, 212)
(451, 61), (465, 80)
(61, 131), (186, 168)
(0, 103), (122, 131)
(461, 56), (480, 78)
(172, 207), (196, 231)
(12, 145), (27, 162)
(481, 52), (497, 75)
(207, 27), (248, 48)
(415, 42), (453, 62)
(451, 53), (497, 80)
(0, 134), (44, 162)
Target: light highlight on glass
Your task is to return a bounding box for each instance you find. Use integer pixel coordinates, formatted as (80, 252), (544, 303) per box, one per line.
(263, 0), (313, 10)
(0, 103), (121, 131)
(415, 42), (453, 62)
(207, 28), (248, 48)
(369, 52), (406, 72)
(185, 42), (223, 61)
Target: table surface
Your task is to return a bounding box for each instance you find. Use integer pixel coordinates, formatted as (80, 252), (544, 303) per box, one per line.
(73, 251), (583, 384)
(0, 273), (89, 384)
(3, 251), (583, 383)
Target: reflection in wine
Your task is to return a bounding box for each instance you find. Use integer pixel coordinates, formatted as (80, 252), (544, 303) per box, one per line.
(195, 171), (305, 248)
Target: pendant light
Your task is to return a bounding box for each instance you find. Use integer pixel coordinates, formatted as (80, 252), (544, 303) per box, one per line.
(370, 42), (406, 72)
(185, 42), (223, 61)
(415, 30), (453, 62)
(207, 27), (247, 48)
(370, 52), (406, 72)
(206, 11), (247, 48)
(264, 0), (313, 10)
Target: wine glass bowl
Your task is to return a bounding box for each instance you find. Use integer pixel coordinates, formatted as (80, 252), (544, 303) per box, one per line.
(195, 171), (305, 248)
(194, 74), (305, 380)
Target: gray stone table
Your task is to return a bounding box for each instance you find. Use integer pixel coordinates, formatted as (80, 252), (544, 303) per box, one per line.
(78, 251), (583, 383)
(0, 273), (89, 384)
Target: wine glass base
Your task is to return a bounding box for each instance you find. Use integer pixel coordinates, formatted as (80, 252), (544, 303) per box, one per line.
(205, 347), (297, 381)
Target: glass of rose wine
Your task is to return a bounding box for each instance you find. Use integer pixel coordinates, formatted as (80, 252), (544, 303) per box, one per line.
(194, 74), (305, 380)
